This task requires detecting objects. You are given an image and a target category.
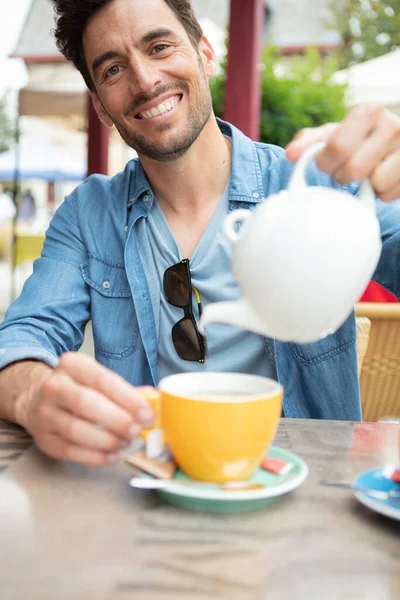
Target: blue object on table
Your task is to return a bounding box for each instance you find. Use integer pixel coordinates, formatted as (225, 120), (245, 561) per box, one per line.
(354, 468), (400, 521)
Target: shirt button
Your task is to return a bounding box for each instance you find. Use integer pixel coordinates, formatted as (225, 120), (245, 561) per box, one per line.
(253, 192), (260, 199)
(103, 281), (110, 290)
(124, 226), (128, 232)
(143, 194), (149, 203)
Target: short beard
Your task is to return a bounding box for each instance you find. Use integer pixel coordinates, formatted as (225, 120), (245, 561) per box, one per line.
(116, 99), (212, 162)
(110, 73), (213, 162)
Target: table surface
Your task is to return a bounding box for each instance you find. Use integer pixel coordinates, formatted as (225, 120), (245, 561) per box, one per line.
(1, 418), (399, 600)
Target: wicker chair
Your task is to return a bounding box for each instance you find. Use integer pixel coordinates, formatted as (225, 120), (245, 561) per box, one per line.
(355, 302), (400, 421)
(355, 316), (371, 378)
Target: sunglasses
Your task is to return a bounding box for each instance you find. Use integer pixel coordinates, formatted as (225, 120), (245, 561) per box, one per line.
(163, 259), (206, 362)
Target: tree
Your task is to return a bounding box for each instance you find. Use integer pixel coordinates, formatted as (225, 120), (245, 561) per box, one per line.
(210, 47), (348, 148)
(0, 93), (15, 154)
(328, 0), (400, 68)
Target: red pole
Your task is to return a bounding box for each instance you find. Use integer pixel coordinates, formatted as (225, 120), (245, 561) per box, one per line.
(224, 0), (264, 140)
(87, 94), (110, 176)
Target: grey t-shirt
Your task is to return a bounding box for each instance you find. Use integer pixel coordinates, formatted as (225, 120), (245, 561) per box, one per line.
(144, 184), (277, 383)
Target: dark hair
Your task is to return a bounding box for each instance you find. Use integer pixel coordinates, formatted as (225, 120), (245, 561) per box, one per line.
(54, 0), (203, 92)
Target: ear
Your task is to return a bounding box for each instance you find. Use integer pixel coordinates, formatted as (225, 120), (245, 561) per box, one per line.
(198, 36), (218, 78)
(89, 91), (114, 128)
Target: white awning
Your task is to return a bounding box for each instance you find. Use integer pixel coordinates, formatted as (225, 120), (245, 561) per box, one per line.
(332, 50), (400, 113)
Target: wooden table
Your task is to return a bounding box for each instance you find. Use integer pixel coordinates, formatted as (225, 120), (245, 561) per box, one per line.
(1, 418), (399, 600)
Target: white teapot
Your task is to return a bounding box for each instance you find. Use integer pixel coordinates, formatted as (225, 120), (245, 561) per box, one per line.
(199, 142), (382, 343)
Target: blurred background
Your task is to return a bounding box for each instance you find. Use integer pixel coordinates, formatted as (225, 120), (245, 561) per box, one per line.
(0, 0), (399, 314)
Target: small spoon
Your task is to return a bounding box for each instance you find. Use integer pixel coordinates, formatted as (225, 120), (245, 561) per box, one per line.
(320, 481), (400, 501)
(129, 477), (265, 491)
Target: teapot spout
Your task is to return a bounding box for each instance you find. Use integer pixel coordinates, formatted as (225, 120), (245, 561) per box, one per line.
(199, 299), (272, 337)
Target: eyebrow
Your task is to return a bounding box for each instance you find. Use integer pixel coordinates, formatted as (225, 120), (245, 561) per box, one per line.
(91, 28), (177, 76)
(140, 27), (176, 45)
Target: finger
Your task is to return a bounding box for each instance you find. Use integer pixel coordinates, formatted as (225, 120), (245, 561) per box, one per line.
(285, 124), (338, 161)
(316, 104), (384, 175)
(332, 115), (400, 184)
(42, 404), (129, 452)
(376, 180), (400, 203)
(57, 353), (153, 424)
(37, 432), (120, 467)
(41, 372), (143, 442)
(368, 149), (400, 201)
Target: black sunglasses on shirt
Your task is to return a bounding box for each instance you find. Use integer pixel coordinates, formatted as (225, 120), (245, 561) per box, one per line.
(163, 259), (206, 362)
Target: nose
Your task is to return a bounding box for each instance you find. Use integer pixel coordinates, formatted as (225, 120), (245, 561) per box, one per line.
(128, 56), (162, 95)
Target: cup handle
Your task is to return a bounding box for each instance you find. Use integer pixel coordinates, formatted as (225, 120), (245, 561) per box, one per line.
(287, 141), (327, 195)
(224, 209), (253, 243)
(288, 140), (376, 211)
(137, 386), (162, 440)
(357, 178), (376, 212)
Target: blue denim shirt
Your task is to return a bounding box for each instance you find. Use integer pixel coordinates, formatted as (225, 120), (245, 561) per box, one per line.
(1, 119), (399, 420)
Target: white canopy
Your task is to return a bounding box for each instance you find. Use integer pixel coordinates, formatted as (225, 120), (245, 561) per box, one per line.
(332, 50), (400, 114)
(0, 139), (87, 182)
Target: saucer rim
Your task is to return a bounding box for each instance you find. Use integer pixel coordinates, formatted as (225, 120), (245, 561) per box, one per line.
(354, 468), (400, 522)
(148, 446), (308, 502)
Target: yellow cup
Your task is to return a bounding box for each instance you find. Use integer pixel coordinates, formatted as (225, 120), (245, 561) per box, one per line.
(140, 372), (283, 483)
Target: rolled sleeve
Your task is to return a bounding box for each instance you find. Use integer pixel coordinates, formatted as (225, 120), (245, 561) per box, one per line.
(0, 345), (59, 370)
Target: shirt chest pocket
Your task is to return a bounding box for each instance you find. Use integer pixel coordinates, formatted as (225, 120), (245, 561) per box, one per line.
(81, 257), (139, 359)
(288, 316), (356, 366)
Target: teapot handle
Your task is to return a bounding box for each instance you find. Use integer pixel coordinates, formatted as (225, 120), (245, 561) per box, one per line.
(287, 141), (376, 212)
(224, 209), (253, 243)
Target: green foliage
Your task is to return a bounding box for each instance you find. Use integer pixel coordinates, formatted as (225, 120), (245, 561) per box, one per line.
(210, 47), (348, 148)
(0, 93), (15, 154)
(328, 0), (400, 67)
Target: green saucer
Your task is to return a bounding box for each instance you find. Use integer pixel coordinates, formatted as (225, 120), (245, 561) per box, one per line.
(157, 446), (308, 513)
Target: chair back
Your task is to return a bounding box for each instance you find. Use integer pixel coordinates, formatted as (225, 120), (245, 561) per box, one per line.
(355, 316), (371, 377)
(355, 302), (400, 421)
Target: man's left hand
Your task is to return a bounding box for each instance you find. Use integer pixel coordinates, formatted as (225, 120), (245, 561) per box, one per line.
(285, 103), (400, 202)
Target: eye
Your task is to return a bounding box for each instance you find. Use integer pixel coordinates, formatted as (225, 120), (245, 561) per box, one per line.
(106, 64), (122, 78)
(151, 43), (170, 55)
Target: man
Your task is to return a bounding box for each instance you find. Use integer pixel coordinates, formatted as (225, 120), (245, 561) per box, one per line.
(0, 0), (399, 466)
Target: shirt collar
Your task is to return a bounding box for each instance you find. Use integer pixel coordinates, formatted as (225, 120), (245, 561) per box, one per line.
(127, 116), (265, 207)
(127, 162), (152, 208)
(217, 118), (264, 203)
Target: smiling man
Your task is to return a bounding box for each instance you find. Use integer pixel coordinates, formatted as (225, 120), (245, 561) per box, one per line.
(0, 0), (400, 467)
(85, 7), (215, 162)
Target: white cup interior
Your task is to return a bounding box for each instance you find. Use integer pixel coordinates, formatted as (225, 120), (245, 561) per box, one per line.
(158, 372), (282, 403)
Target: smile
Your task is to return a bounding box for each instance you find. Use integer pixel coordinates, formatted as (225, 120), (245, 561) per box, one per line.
(136, 94), (182, 120)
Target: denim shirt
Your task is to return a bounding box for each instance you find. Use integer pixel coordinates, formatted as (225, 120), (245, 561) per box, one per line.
(1, 118), (399, 421)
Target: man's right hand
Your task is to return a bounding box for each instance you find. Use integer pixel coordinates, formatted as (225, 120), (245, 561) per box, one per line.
(14, 352), (154, 466)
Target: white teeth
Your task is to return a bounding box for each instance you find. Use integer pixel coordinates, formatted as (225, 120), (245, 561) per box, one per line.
(139, 95), (179, 119)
